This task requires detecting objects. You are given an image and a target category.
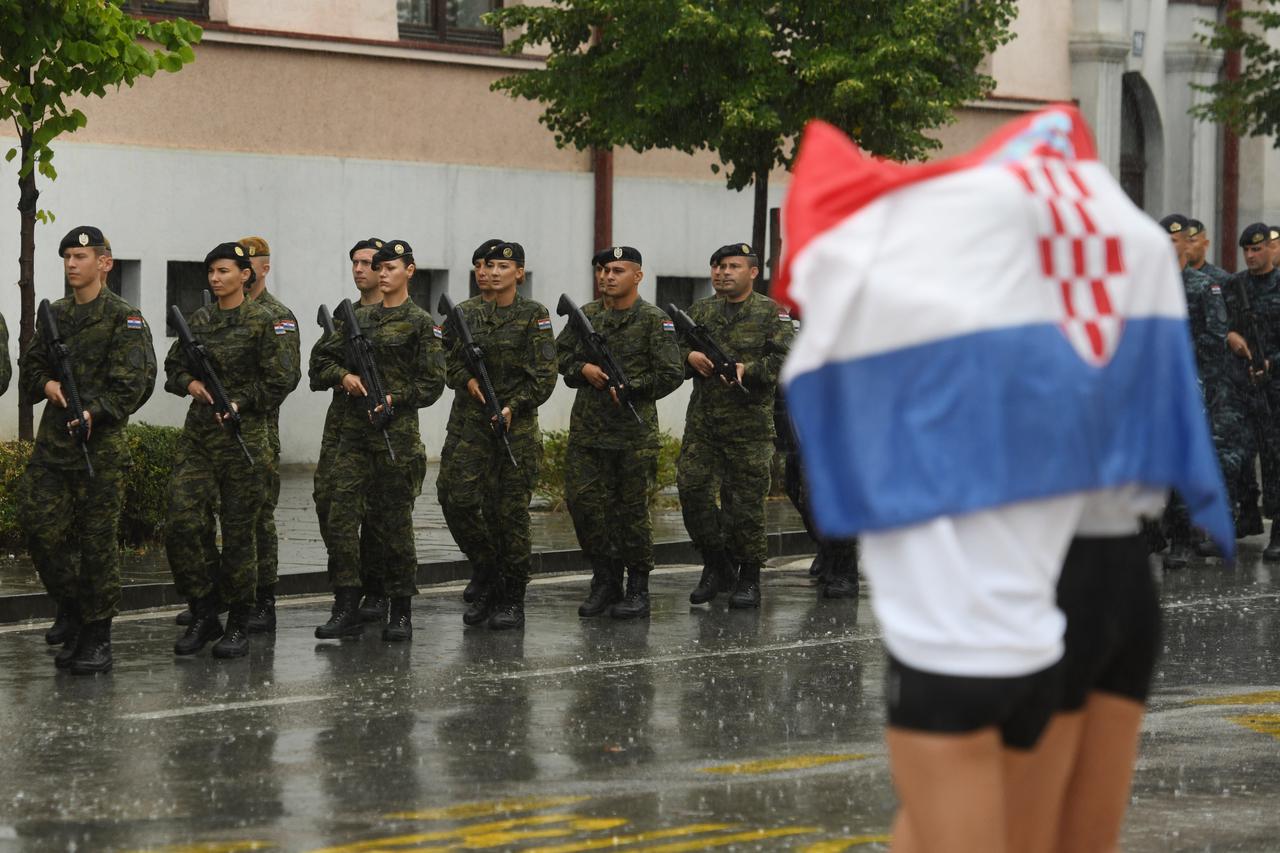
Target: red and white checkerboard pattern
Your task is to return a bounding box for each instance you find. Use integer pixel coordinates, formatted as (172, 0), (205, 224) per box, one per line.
(1010, 157), (1126, 367)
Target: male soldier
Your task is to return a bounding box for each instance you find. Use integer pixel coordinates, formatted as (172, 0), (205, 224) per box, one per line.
(0, 310), (10, 396)
(1223, 222), (1280, 561)
(312, 239), (445, 641)
(1156, 215), (1234, 566)
(1187, 219), (1231, 285)
(237, 236), (301, 632)
(19, 226), (156, 673)
(313, 237), (387, 622)
(439, 241), (557, 629)
(592, 249), (610, 302)
(556, 246), (684, 619)
(676, 243), (794, 608)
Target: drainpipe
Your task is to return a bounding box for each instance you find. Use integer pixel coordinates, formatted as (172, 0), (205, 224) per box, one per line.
(591, 146), (613, 298)
(1221, 0), (1241, 272)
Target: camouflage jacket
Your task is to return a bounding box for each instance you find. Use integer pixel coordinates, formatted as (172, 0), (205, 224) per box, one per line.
(443, 293), (557, 442)
(0, 311), (9, 397)
(1183, 266), (1229, 379)
(556, 297), (684, 449)
(249, 288), (302, 421)
(1193, 261), (1232, 287)
(310, 299), (445, 453)
(164, 299), (297, 454)
(678, 290), (794, 442)
(20, 287), (157, 470)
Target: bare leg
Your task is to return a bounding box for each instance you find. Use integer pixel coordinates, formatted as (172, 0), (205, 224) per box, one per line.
(1003, 711), (1086, 853)
(1055, 692), (1145, 853)
(886, 727), (1007, 853)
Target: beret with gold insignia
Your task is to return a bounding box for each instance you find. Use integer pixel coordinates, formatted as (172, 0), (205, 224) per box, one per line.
(1158, 214), (1188, 235)
(58, 225), (107, 256)
(373, 239), (414, 266)
(1240, 222), (1270, 247)
(204, 242), (258, 286)
(349, 236), (385, 260)
(484, 241), (525, 265)
(1187, 218), (1205, 238)
(601, 246), (641, 265)
(472, 237), (504, 264)
(239, 235), (270, 258)
(710, 242), (759, 265)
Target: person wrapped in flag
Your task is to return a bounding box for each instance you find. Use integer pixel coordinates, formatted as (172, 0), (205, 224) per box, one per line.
(776, 106), (1232, 853)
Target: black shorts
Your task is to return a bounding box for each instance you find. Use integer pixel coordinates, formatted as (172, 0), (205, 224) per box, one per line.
(1056, 534), (1161, 711)
(885, 656), (1063, 751)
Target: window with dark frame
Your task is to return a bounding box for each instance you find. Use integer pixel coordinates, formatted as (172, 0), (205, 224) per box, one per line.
(409, 269), (450, 319)
(165, 260), (209, 337)
(398, 0), (503, 46)
(125, 0), (208, 18)
(656, 276), (711, 313)
(63, 263), (125, 300)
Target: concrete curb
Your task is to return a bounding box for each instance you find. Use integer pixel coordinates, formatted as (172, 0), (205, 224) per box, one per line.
(0, 530), (815, 624)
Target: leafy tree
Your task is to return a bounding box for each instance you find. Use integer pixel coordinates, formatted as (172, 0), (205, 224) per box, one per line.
(489, 0), (1016, 272)
(0, 1), (200, 438)
(1192, 1), (1280, 139)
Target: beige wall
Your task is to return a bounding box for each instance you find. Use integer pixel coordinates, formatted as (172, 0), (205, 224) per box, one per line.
(991, 2), (1074, 102)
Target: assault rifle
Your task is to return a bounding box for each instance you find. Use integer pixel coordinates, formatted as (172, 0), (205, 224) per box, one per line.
(168, 304), (254, 465)
(437, 293), (518, 467)
(334, 298), (396, 461)
(666, 303), (748, 396)
(37, 299), (94, 477)
(557, 294), (643, 424)
(317, 303), (335, 336)
(1233, 276), (1273, 417)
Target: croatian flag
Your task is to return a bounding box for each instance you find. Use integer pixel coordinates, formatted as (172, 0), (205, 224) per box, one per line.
(776, 106), (1234, 557)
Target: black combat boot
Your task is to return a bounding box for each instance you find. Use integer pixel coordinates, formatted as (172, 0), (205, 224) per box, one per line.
(174, 595), (224, 656)
(579, 559), (624, 617)
(463, 572), (482, 604)
(488, 580), (526, 631)
(245, 584), (277, 634)
(1264, 522), (1280, 563)
(54, 630), (81, 669)
(729, 562), (762, 609)
(45, 599), (80, 646)
(689, 549), (732, 605)
(822, 552), (860, 599)
(807, 549), (826, 578)
(1194, 535), (1221, 559)
(174, 603), (194, 626)
(315, 587), (365, 639)
(212, 606), (252, 659)
(463, 566), (498, 626)
(358, 591), (389, 624)
(1239, 503), (1265, 538)
(68, 619), (113, 675)
(1162, 540), (1190, 571)
(609, 571), (650, 619)
(383, 597), (413, 642)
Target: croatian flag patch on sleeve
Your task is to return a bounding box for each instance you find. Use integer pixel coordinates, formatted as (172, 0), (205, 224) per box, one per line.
(537, 317), (553, 331)
(662, 319), (675, 332)
(433, 325), (444, 339)
(126, 316), (144, 330)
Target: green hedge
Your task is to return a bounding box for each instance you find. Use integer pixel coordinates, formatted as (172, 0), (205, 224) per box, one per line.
(0, 422), (182, 550)
(535, 428), (682, 512)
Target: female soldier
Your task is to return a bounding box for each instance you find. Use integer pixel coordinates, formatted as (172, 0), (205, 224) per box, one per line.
(164, 242), (297, 659)
(439, 241), (557, 629)
(311, 239), (444, 642)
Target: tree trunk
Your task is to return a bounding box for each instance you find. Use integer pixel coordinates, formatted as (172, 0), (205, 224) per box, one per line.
(752, 171), (769, 293)
(16, 127), (37, 440)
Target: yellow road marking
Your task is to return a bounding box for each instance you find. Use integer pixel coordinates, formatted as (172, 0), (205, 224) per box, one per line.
(700, 753), (869, 775)
(1189, 690), (1280, 706)
(628, 827), (819, 852)
(451, 818), (629, 848)
(800, 835), (894, 852)
(128, 845), (276, 853)
(385, 796), (588, 821)
(1227, 713), (1280, 740)
(521, 823), (740, 853)
(306, 814), (591, 853)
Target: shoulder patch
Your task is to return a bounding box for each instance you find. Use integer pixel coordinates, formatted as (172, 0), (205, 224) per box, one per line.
(273, 319), (298, 335)
(778, 311), (792, 322)
(433, 325), (443, 339)
(661, 319), (675, 333)
(537, 316), (553, 331)
(1211, 284), (1222, 294)
(125, 315), (145, 330)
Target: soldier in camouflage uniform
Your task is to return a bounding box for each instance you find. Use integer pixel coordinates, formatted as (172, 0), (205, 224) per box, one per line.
(439, 241), (557, 630)
(312, 237), (388, 623)
(164, 241), (298, 659)
(239, 236), (302, 631)
(18, 226), (156, 674)
(0, 311), (9, 397)
(311, 239), (445, 642)
(1223, 222), (1280, 562)
(1156, 216), (1233, 567)
(556, 246), (684, 619)
(676, 243), (794, 608)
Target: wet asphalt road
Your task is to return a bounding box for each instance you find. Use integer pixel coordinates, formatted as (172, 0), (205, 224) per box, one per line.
(0, 553), (1278, 853)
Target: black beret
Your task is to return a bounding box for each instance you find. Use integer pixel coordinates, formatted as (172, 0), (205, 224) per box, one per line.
(204, 242), (257, 286)
(373, 239), (414, 265)
(1240, 222), (1270, 247)
(58, 225), (106, 256)
(1187, 218), (1205, 238)
(473, 238), (504, 264)
(598, 246), (642, 266)
(349, 236), (385, 260)
(1158, 214), (1189, 235)
(592, 249), (612, 267)
(1271, 226), (1280, 241)
(710, 242), (759, 265)
(485, 241), (525, 265)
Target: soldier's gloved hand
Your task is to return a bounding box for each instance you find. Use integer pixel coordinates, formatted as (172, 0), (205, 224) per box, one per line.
(467, 377), (487, 405)
(44, 379), (67, 408)
(582, 363), (610, 391)
(688, 351), (715, 378)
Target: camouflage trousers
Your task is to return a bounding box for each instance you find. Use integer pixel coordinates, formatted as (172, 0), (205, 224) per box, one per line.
(164, 434), (267, 607)
(676, 436), (772, 565)
(782, 450), (859, 564)
(326, 440), (426, 597)
(313, 440), (383, 594)
(1166, 376), (1250, 541)
(564, 442), (658, 574)
(253, 421), (282, 587)
(18, 463), (126, 622)
(438, 432), (541, 585)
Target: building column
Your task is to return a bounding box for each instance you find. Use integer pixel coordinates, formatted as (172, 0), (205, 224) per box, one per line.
(1069, 34), (1131, 176)
(1165, 42), (1224, 241)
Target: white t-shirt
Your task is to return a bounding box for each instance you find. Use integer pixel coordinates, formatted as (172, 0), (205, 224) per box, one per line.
(1074, 485), (1166, 536)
